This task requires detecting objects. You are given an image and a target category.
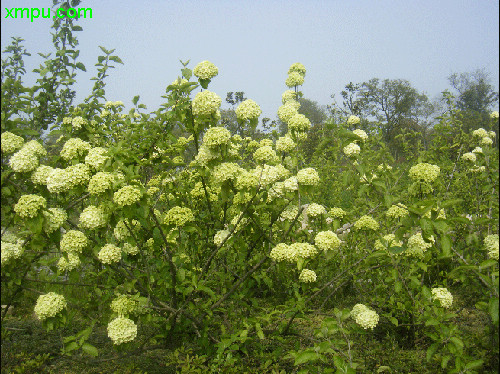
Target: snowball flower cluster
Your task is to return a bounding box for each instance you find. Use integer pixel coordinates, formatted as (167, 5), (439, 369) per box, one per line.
(283, 176), (299, 192)
(85, 147), (109, 170)
(60, 230), (88, 253)
(235, 99), (262, 121)
(409, 163), (440, 183)
(192, 90), (222, 117)
(1, 241), (25, 264)
(472, 147), (483, 154)
(71, 116), (86, 130)
(114, 185), (143, 206)
(276, 135), (296, 152)
(285, 72), (304, 87)
(282, 90), (297, 104)
(9, 146), (39, 173)
(213, 162), (242, 184)
(329, 207), (346, 219)
(203, 127), (231, 149)
(111, 295), (138, 316)
(98, 244), (122, 264)
(270, 243), (295, 262)
(164, 206), (194, 227)
(351, 304), (379, 330)
(352, 129), (368, 142)
(214, 229), (231, 246)
(297, 168), (319, 186)
(79, 205), (107, 229)
(277, 103), (299, 123)
(406, 232), (434, 258)
(280, 205), (299, 221)
(57, 252), (80, 272)
(472, 128), (488, 138)
(287, 113), (311, 133)
(88, 172), (114, 195)
(193, 60), (218, 80)
(43, 208), (67, 234)
(431, 288), (453, 308)
(461, 152), (477, 162)
(288, 62), (306, 76)
(306, 203), (327, 217)
(31, 165), (54, 185)
(354, 215), (379, 230)
(299, 269), (317, 283)
(347, 115), (360, 126)
(113, 219), (140, 241)
(14, 194), (47, 219)
(386, 203), (409, 219)
(1, 131), (24, 154)
(107, 317), (138, 345)
(253, 146), (278, 164)
(480, 136), (493, 146)
(343, 142), (360, 157)
(484, 234), (499, 260)
(290, 242), (318, 259)
(60, 138), (91, 160)
(315, 231), (341, 251)
(34, 292), (67, 320)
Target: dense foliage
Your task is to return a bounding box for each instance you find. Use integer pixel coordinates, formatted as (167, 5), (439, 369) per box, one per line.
(1, 2), (499, 373)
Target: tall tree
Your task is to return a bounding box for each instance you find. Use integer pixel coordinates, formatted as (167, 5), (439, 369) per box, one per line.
(448, 69), (498, 113)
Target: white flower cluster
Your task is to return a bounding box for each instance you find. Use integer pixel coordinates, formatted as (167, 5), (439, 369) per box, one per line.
(306, 203), (327, 217)
(57, 252), (80, 272)
(280, 205), (299, 221)
(203, 127), (231, 149)
(9, 140), (46, 173)
(461, 152), (477, 162)
(277, 103), (299, 123)
(329, 207), (346, 219)
(14, 194), (47, 219)
(214, 229), (231, 246)
(297, 167), (319, 186)
(270, 243), (295, 262)
(98, 244), (122, 264)
(480, 136), (493, 146)
(472, 128), (488, 138)
(60, 138), (91, 160)
(299, 268), (317, 283)
(193, 60), (218, 80)
(282, 90), (297, 104)
(111, 295), (138, 316)
(192, 90), (222, 117)
(107, 316), (137, 345)
(235, 99), (262, 121)
(31, 165), (53, 185)
(71, 116), (87, 130)
(60, 230), (88, 253)
(484, 234), (499, 260)
(377, 163), (393, 171)
(253, 164), (290, 186)
(88, 172), (115, 195)
(114, 185), (143, 206)
(409, 163), (440, 186)
(352, 129), (368, 142)
(79, 205), (107, 230)
(276, 135), (296, 152)
(213, 162), (242, 184)
(46, 164), (91, 193)
(406, 232), (434, 258)
(386, 204), (408, 219)
(287, 113), (311, 134)
(170, 77), (188, 86)
(283, 176), (299, 192)
(290, 242), (318, 259)
(1, 131), (24, 154)
(1, 241), (25, 264)
(104, 101), (124, 108)
(431, 288), (453, 308)
(285, 72), (304, 87)
(315, 231), (341, 251)
(343, 142), (360, 157)
(354, 215), (379, 230)
(43, 208), (67, 234)
(351, 304), (379, 330)
(34, 292), (67, 320)
(122, 243), (139, 255)
(253, 146), (278, 164)
(164, 206), (194, 227)
(85, 147), (109, 170)
(347, 115), (360, 126)
(491, 111), (499, 119)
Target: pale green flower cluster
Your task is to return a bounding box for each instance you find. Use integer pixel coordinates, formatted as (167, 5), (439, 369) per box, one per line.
(285, 72), (304, 87)
(107, 316), (137, 345)
(98, 244), (122, 264)
(343, 142), (360, 157)
(193, 60), (218, 80)
(267, 181), (285, 202)
(408, 163), (440, 183)
(360, 173), (377, 183)
(431, 288), (453, 308)
(235, 99), (262, 121)
(280, 205), (299, 221)
(484, 234), (499, 260)
(307, 203), (327, 217)
(43, 208), (67, 234)
(472, 128), (488, 138)
(290, 242), (318, 259)
(315, 231), (341, 251)
(122, 243), (139, 255)
(270, 243), (294, 262)
(423, 208), (446, 220)
(288, 63), (306, 76)
(288, 113), (311, 134)
(21, 140), (47, 158)
(170, 77), (188, 86)
(31, 165), (54, 185)
(47, 164), (91, 193)
(214, 229), (231, 246)
(9, 141), (44, 173)
(469, 166), (486, 174)
(329, 207), (346, 219)
(480, 136), (493, 146)
(71, 116), (87, 130)
(352, 129), (368, 142)
(114, 185), (143, 206)
(282, 90), (297, 104)
(260, 139), (273, 147)
(1, 241), (25, 264)
(461, 152), (476, 162)
(276, 135), (296, 152)
(203, 127), (231, 149)
(283, 176), (299, 192)
(88, 172), (114, 195)
(374, 234), (403, 254)
(377, 163), (393, 171)
(104, 101), (124, 108)
(34, 292), (67, 320)
(406, 232), (434, 258)
(213, 162), (242, 184)
(85, 147), (109, 170)
(347, 115), (360, 126)
(353, 215), (379, 230)
(14, 194), (47, 219)
(192, 90), (222, 117)
(277, 103), (299, 123)
(297, 167), (319, 186)
(253, 146), (278, 164)
(472, 147), (483, 154)
(57, 252), (80, 272)
(386, 204), (408, 219)
(299, 268), (317, 283)
(60, 230), (88, 253)
(253, 164), (290, 186)
(490, 111), (499, 119)
(111, 295), (137, 316)
(79, 205), (107, 230)
(1, 131), (24, 154)
(164, 206), (194, 227)
(351, 304), (379, 330)
(60, 138), (91, 160)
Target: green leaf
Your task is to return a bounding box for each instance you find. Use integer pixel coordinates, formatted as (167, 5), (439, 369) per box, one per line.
(426, 342), (439, 362)
(450, 337), (463, 352)
(199, 78), (210, 89)
(132, 95), (140, 106)
(294, 350), (318, 365)
(489, 298), (499, 324)
(464, 359), (484, 370)
(109, 56), (124, 64)
(75, 62), (86, 71)
(81, 343), (98, 357)
(181, 68), (192, 80)
(441, 235), (451, 257)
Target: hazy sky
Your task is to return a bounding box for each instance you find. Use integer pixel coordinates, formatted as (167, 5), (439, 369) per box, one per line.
(2, 0), (499, 120)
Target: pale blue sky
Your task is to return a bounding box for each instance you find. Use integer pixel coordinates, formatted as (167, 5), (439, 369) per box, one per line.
(2, 0), (499, 120)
